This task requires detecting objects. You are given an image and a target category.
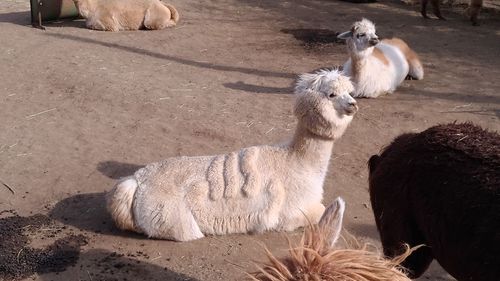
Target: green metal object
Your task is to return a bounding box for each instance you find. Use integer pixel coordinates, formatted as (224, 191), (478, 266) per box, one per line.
(30, 0), (79, 29)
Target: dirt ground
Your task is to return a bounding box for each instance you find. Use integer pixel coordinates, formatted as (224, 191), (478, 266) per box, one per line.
(0, 0), (499, 280)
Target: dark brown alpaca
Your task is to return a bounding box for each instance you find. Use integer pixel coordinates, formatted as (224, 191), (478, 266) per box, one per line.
(368, 122), (500, 280)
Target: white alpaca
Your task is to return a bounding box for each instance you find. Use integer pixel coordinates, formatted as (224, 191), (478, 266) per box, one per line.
(107, 69), (358, 241)
(338, 19), (424, 98)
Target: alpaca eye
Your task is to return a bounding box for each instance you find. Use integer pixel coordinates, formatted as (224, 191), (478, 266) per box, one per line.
(357, 33), (366, 38)
(329, 93), (336, 98)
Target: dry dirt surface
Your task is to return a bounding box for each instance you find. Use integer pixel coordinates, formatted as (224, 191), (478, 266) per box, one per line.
(1, 0), (499, 280)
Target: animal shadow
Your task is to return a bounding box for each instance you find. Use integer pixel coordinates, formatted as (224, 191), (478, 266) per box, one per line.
(0, 11), (31, 25)
(224, 81), (292, 94)
(348, 222), (380, 240)
(39, 248), (201, 281)
(339, 0), (377, 3)
(281, 28), (345, 48)
(49, 192), (143, 238)
(97, 160), (145, 179)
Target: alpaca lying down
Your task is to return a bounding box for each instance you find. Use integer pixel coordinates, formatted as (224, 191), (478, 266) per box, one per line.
(338, 19), (423, 98)
(250, 198), (413, 281)
(73, 0), (179, 31)
(369, 123), (500, 280)
(107, 69), (358, 241)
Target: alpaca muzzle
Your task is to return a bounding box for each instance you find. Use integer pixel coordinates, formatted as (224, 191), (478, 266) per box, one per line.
(369, 38), (380, 46)
(345, 101), (358, 115)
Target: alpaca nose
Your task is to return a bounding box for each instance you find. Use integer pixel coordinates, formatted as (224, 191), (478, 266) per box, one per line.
(369, 37), (379, 46)
(346, 101), (358, 115)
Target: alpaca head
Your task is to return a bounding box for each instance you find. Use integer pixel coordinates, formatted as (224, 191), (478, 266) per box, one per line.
(250, 197), (413, 281)
(338, 18), (379, 56)
(294, 69), (357, 139)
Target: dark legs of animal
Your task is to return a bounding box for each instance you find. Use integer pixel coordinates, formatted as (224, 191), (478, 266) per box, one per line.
(468, 0), (483, 25)
(421, 0), (446, 20)
(421, 0), (431, 19)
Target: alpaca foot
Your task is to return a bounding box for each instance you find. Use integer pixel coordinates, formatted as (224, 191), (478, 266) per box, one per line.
(421, 11), (431, 19)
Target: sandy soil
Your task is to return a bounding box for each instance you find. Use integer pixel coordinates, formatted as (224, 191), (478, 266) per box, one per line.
(0, 0), (499, 280)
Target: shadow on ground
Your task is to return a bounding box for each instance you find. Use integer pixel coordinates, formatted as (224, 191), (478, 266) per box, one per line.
(0, 11), (30, 25)
(45, 32), (296, 79)
(97, 161), (144, 180)
(48, 192), (143, 238)
(224, 81), (292, 94)
(348, 222), (380, 240)
(39, 248), (200, 281)
(281, 28), (344, 46)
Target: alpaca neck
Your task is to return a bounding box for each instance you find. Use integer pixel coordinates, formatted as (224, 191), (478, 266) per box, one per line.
(349, 46), (374, 82)
(288, 123), (335, 169)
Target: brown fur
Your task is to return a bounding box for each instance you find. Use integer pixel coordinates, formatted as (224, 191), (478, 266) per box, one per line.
(250, 225), (414, 281)
(421, 0), (483, 25)
(369, 122), (500, 280)
(373, 48), (390, 66)
(382, 38), (423, 80)
(73, 0), (179, 31)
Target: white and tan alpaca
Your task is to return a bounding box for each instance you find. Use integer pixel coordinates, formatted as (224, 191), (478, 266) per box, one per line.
(73, 0), (179, 31)
(250, 198), (414, 281)
(338, 19), (424, 98)
(107, 69), (358, 241)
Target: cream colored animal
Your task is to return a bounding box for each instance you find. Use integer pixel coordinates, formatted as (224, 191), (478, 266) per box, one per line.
(338, 19), (424, 98)
(73, 0), (179, 31)
(107, 69), (358, 241)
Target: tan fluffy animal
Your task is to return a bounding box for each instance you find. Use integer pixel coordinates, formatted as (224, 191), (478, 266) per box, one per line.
(73, 0), (179, 31)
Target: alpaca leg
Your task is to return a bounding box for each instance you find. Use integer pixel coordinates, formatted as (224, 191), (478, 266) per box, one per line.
(406, 51), (424, 80)
(431, 0), (446, 20)
(143, 4), (175, 30)
(469, 0), (483, 25)
(168, 205), (205, 241)
(86, 17), (118, 31)
(143, 204), (204, 241)
(279, 203), (325, 232)
(421, 0), (431, 19)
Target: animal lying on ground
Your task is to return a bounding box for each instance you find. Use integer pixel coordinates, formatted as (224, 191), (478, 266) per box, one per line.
(337, 19), (423, 98)
(421, 0), (483, 26)
(249, 197), (414, 281)
(106, 68), (358, 241)
(73, 0), (179, 31)
(369, 122), (500, 280)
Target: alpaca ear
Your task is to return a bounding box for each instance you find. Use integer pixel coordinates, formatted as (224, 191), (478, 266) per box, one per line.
(337, 31), (352, 40)
(318, 197), (345, 248)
